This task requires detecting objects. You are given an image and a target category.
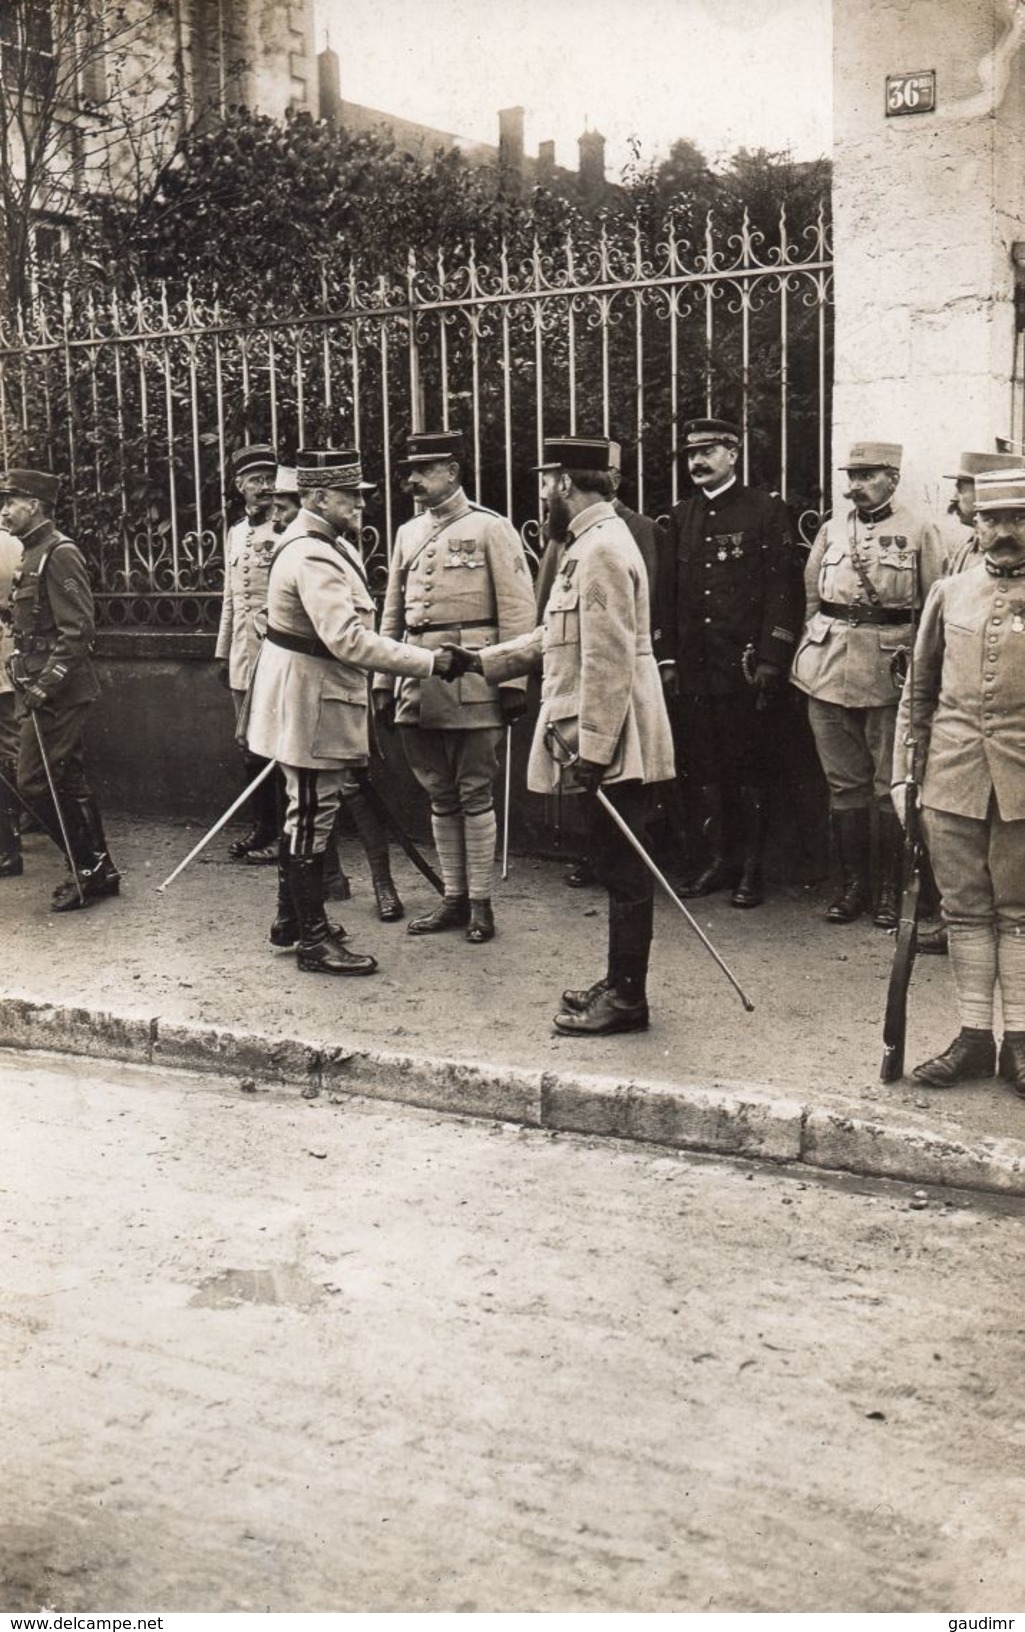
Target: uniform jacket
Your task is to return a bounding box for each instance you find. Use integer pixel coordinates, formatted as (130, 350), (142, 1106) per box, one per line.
(478, 501), (676, 795)
(8, 519), (98, 708)
(894, 562), (1025, 822)
(374, 487), (535, 729)
(0, 529), (23, 698)
(947, 532), (981, 576)
(657, 478), (803, 694)
(790, 497), (948, 709)
(246, 510), (433, 771)
(215, 515), (278, 690)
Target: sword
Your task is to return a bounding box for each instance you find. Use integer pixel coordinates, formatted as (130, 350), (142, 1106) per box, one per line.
(353, 770), (444, 896)
(546, 723), (755, 1013)
(157, 758), (278, 892)
(32, 712), (85, 906)
(502, 724), (512, 880)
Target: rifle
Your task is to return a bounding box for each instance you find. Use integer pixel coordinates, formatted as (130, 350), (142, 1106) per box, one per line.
(880, 560), (922, 1082)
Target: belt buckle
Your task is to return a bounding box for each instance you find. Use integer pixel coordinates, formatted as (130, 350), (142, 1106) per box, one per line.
(847, 606), (863, 628)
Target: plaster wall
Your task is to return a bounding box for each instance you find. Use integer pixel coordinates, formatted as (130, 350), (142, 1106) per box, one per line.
(832, 0), (1025, 530)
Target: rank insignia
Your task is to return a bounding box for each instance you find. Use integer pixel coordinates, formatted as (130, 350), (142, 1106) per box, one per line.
(585, 582), (608, 610)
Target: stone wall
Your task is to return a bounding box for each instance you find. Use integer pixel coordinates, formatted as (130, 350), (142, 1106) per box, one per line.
(832, 0), (1025, 529)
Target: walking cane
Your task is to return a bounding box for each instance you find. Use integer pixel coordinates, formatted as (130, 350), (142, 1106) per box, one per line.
(546, 724), (755, 1013)
(32, 712), (85, 906)
(157, 759), (278, 892)
(501, 724), (512, 880)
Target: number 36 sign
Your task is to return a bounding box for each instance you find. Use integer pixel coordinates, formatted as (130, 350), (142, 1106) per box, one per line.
(886, 70), (936, 116)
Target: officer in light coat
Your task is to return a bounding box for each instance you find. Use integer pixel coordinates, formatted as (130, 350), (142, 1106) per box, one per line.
(0, 523), (24, 876)
(373, 429), (536, 946)
(215, 442), (280, 863)
(790, 439), (947, 928)
(443, 436), (675, 1036)
(894, 468), (1025, 1094)
(246, 447), (456, 976)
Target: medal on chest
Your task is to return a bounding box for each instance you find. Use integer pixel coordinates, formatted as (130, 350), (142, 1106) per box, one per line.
(1009, 597), (1025, 633)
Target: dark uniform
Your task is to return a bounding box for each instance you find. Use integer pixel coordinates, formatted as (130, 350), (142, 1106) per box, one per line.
(0, 468), (119, 910)
(658, 466), (803, 907)
(0, 528), (23, 873)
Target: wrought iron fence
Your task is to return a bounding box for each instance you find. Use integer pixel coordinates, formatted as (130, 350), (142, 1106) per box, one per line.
(0, 204), (833, 630)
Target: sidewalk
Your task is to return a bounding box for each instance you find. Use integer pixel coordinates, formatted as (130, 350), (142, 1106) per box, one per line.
(3, 816), (1025, 1195)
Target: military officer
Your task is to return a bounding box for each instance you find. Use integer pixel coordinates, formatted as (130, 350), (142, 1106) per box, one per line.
(442, 436), (676, 1035)
(0, 467), (119, 910)
(245, 446), (455, 976)
(944, 450), (1022, 575)
(373, 428), (536, 944)
(790, 439), (947, 927)
(271, 464), (301, 536)
(0, 522), (24, 875)
(893, 468), (1025, 1094)
(215, 442), (280, 864)
(657, 416), (804, 909)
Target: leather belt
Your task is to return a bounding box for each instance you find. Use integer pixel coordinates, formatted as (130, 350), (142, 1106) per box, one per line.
(266, 625), (333, 660)
(819, 601), (914, 627)
(404, 619), (495, 637)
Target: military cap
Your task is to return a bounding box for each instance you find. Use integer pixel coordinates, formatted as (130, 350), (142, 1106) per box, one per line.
(230, 443), (277, 478)
(944, 450), (1022, 481)
(974, 468), (1025, 512)
(0, 467), (60, 504)
(274, 465), (299, 494)
(533, 436), (620, 473)
(681, 417), (741, 449)
(840, 440), (902, 471)
(295, 447), (375, 492)
(400, 429), (465, 468)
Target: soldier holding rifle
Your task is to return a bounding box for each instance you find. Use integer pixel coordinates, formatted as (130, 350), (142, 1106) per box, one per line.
(441, 436), (676, 1035)
(894, 468), (1025, 1093)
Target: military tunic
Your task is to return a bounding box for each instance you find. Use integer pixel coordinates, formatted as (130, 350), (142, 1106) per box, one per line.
(658, 477), (803, 784)
(215, 516), (278, 692)
(247, 509), (434, 854)
(8, 519), (100, 804)
(894, 560), (1025, 934)
(791, 496), (947, 812)
(0, 529), (23, 769)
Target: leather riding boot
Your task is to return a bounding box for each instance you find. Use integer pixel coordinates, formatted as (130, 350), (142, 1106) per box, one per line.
(407, 894), (470, 935)
(270, 839), (348, 948)
(0, 763), (23, 877)
(680, 784), (737, 898)
(555, 896), (652, 1034)
(730, 785), (770, 909)
(287, 852), (377, 975)
(998, 1032), (1025, 1097)
(561, 976), (610, 1013)
(873, 809), (904, 929)
(343, 785), (403, 920)
(912, 1028), (996, 1087)
(51, 798), (121, 913)
(825, 809), (870, 923)
(565, 858), (597, 888)
(466, 898), (495, 944)
(229, 758), (279, 861)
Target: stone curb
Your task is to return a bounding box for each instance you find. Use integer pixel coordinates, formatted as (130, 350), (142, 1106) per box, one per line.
(2, 994), (1025, 1196)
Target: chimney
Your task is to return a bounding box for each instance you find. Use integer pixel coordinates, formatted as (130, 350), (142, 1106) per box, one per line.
(318, 45), (341, 121)
(498, 105), (525, 190)
(537, 139), (556, 183)
(578, 128), (606, 199)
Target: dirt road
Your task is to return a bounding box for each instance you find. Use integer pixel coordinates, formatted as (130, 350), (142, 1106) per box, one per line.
(3, 1050), (1023, 1612)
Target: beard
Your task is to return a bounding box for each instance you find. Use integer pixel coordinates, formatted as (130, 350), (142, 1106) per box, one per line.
(545, 491), (572, 543)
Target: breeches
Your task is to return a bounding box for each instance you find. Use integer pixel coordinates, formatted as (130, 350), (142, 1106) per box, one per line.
(400, 726), (501, 815)
(805, 697), (896, 812)
(922, 802), (1025, 931)
(17, 700), (93, 803)
(677, 689), (783, 786)
(584, 780), (656, 906)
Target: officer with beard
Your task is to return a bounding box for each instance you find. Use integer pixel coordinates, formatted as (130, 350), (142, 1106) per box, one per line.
(894, 468), (1025, 1093)
(441, 437), (675, 1035)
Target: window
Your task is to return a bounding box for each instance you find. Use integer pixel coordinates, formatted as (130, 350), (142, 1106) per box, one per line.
(0, 2), (57, 99)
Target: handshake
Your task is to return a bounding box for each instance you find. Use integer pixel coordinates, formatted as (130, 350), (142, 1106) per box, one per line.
(432, 644), (482, 681)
